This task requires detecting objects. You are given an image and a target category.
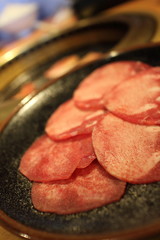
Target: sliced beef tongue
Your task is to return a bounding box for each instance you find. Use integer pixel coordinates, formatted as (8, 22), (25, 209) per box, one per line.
(31, 161), (126, 214)
(92, 113), (160, 184)
(45, 99), (105, 141)
(44, 55), (80, 79)
(73, 61), (150, 110)
(19, 134), (96, 182)
(77, 151), (96, 169)
(104, 67), (160, 126)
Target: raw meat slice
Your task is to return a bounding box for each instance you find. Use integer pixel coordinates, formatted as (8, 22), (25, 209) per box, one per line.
(80, 52), (104, 65)
(92, 113), (160, 184)
(77, 153), (95, 168)
(45, 99), (105, 140)
(19, 134), (96, 182)
(31, 161), (126, 214)
(13, 82), (35, 100)
(44, 55), (79, 79)
(73, 61), (150, 110)
(104, 67), (160, 125)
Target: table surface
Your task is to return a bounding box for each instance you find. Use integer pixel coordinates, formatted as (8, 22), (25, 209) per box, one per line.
(1, 0), (160, 239)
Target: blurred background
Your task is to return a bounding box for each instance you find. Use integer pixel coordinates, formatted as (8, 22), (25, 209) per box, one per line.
(0, 0), (132, 47)
(0, 0), (73, 47)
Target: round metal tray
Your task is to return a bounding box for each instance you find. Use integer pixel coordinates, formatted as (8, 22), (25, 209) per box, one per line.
(0, 12), (156, 128)
(0, 13), (156, 93)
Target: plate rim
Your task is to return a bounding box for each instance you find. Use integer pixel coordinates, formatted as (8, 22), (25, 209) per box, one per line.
(1, 210), (160, 240)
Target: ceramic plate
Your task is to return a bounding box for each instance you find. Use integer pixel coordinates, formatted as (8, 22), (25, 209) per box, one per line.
(0, 44), (160, 240)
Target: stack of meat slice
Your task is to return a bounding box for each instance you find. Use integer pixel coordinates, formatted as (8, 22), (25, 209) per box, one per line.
(19, 60), (160, 215)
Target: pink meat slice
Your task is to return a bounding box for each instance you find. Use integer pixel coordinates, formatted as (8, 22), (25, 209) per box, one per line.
(45, 99), (105, 140)
(77, 153), (95, 168)
(44, 55), (79, 79)
(92, 113), (160, 184)
(19, 134), (96, 182)
(80, 52), (104, 65)
(104, 67), (160, 126)
(73, 61), (150, 110)
(31, 161), (126, 214)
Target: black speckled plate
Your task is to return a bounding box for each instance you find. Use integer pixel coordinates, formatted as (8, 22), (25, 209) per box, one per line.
(0, 44), (160, 240)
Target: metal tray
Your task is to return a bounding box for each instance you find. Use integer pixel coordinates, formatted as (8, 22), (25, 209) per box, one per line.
(0, 13), (156, 95)
(0, 13), (156, 128)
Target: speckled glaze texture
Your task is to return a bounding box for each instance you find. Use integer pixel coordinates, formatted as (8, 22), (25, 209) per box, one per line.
(0, 45), (160, 238)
